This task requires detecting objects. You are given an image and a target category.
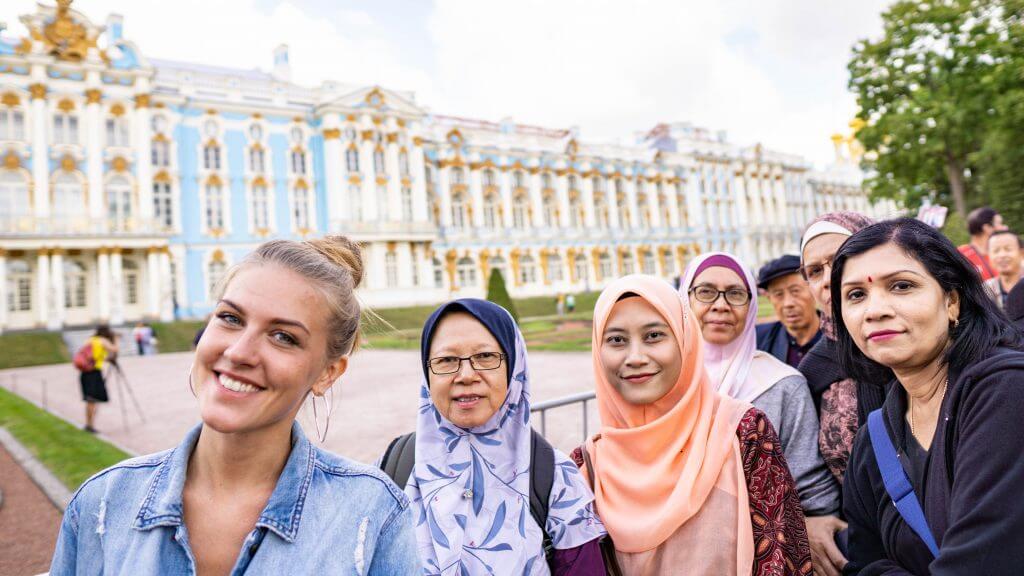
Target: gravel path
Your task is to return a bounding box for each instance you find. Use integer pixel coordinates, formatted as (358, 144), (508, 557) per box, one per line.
(0, 442), (61, 576)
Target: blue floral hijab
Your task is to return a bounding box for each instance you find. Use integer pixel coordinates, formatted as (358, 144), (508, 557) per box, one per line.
(407, 299), (605, 575)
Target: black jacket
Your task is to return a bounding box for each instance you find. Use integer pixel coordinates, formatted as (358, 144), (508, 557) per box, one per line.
(843, 348), (1024, 575)
(756, 321), (789, 365)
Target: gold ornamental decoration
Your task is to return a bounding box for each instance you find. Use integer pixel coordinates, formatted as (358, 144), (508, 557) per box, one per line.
(60, 154), (76, 172)
(3, 151), (21, 170)
(134, 94), (151, 109)
(322, 128), (341, 140)
(85, 89), (102, 104)
(111, 156), (128, 172)
(1, 93), (20, 107)
(29, 84), (48, 100)
(42, 0), (96, 62)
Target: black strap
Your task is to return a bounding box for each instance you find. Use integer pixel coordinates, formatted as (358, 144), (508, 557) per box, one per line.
(380, 429), (556, 563)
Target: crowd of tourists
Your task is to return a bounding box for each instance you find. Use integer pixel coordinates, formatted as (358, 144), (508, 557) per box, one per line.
(49, 207), (1024, 575)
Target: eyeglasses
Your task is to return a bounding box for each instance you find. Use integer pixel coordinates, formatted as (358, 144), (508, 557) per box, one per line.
(800, 257), (834, 283)
(689, 285), (751, 307)
(427, 352), (505, 375)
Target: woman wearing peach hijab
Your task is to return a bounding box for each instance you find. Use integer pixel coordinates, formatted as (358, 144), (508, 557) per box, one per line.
(572, 275), (811, 575)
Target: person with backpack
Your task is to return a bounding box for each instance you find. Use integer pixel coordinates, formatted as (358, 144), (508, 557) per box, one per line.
(76, 325), (118, 433)
(572, 275), (811, 575)
(382, 298), (607, 575)
(833, 218), (1024, 574)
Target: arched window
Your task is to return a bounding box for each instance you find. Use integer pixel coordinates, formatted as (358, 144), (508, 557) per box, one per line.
(542, 193), (557, 228)
(401, 186), (413, 222)
(203, 142), (221, 171)
(63, 259), (88, 309)
(456, 256), (477, 288)
(512, 193), (529, 230)
(598, 252), (613, 280)
(568, 194), (583, 229)
(594, 194), (609, 229)
(206, 182), (225, 231)
(252, 183), (270, 230)
(567, 175), (578, 193)
(483, 193), (499, 228)
(574, 254), (588, 284)
(107, 176), (133, 231)
(249, 147), (266, 173)
(546, 253), (564, 283)
(207, 258), (227, 300)
(513, 170), (525, 189)
(153, 177), (174, 229)
(53, 111), (79, 145)
(0, 100), (25, 141)
(399, 150), (410, 176)
(541, 173), (553, 190)
(519, 254), (537, 285)
(432, 257), (444, 288)
(373, 147), (386, 175)
(0, 171), (31, 222)
(348, 184), (362, 221)
(483, 169), (496, 188)
(123, 260), (140, 305)
(621, 251), (635, 275)
(641, 250), (657, 275)
(662, 249), (676, 277)
(152, 139), (171, 167)
(592, 177), (604, 194)
(346, 146), (360, 173)
(451, 192), (468, 229)
(249, 123), (263, 141)
(293, 184), (310, 230)
(6, 259), (32, 312)
(639, 197), (652, 230)
(52, 173), (85, 221)
(385, 252), (399, 288)
(450, 167), (465, 185)
(291, 149), (307, 175)
(105, 115), (130, 147)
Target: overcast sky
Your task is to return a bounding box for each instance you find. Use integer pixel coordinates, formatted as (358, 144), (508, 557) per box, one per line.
(1, 0), (894, 166)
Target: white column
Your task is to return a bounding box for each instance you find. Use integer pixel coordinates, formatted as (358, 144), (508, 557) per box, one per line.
(732, 169), (753, 263)
(607, 180), (620, 229)
(468, 164), (484, 228)
(647, 180), (662, 228)
(385, 129), (401, 222)
(438, 165), (453, 227)
(85, 87), (105, 219)
(685, 169), (703, 230)
(97, 250), (110, 321)
(36, 251), (50, 327)
(555, 172), (571, 228)
(499, 164), (514, 228)
(359, 116), (377, 222)
(110, 249), (124, 325)
(146, 248), (160, 318)
(625, 177), (640, 229)
(0, 251), (6, 331)
(396, 242), (414, 288)
(158, 250), (173, 320)
(49, 251), (65, 329)
(773, 173), (788, 230)
(135, 91), (154, 221)
(410, 131), (429, 222)
(580, 165), (596, 228)
(322, 113), (346, 224)
(665, 175), (681, 228)
(528, 168), (544, 228)
(29, 82), (50, 219)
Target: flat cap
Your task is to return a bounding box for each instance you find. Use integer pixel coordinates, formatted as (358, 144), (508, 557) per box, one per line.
(757, 254), (802, 291)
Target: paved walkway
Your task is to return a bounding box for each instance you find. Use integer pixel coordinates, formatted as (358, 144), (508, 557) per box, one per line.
(0, 442), (61, 575)
(1, 349), (598, 471)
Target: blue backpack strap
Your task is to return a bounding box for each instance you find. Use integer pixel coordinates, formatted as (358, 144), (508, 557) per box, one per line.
(867, 408), (940, 557)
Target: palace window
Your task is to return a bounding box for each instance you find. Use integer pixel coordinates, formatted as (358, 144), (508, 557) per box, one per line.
(0, 171), (31, 222)
(541, 173), (552, 190)
(488, 256), (509, 284)
(345, 127), (357, 141)
(107, 176), (133, 231)
(542, 193), (557, 228)
(349, 184), (362, 220)
(7, 259), (32, 312)
(249, 123), (263, 141)
(376, 184), (389, 221)
(593, 177), (604, 193)
(123, 260), (140, 306)
(63, 259), (88, 309)
(594, 196), (609, 229)
(373, 148), (386, 175)
(456, 256), (476, 288)
(0, 106), (25, 141)
(252, 183), (270, 231)
(483, 194), (499, 228)
(291, 149), (307, 175)
(598, 252), (613, 280)
(105, 116), (130, 147)
(203, 143), (221, 171)
(513, 171), (525, 190)
(52, 173), (85, 221)
(574, 254), (588, 284)
(207, 258), (227, 300)
(483, 169), (496, 188)
(293, 185), (311, 231)
(205, 183), (225, 231)
(568, 175), (578, 192)
(432, 257), (444, 288)
(399, 150), (410, 176)
(546, 253), (564, 283)
(249, 147), (266, 173)
(401, 186), (413, 222)
(512, 194), (529, 230)
(569, 195), (583, 229)
(290, 126), (304, 145)
(385, 252), (399, 288)
(53, 113), (79, 146)
(518, 254), (537, 285)
(346, 146), (360, 173)
(677, 185), (689, 227)
(662, 250), (676, 277)
(411, 250), (420, 286)
(451, 193), (468, 229)
(450, 167), (465, 185)
(151, 114), (168, 134)
(153, 180), (174, 229)
(642, 251), (657, 275)
(621, 252), (636, 275)
(152, 139), (171, 167)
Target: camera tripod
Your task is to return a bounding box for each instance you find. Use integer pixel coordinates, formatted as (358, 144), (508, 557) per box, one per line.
(105, 360), (146, 429)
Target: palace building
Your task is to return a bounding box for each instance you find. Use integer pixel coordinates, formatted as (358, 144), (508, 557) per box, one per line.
(0, 1), (896, 332)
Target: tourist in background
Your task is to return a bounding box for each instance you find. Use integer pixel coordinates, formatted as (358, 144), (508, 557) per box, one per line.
(1008, 282), (1024, 331)
(984, 230), (1024, 310)
(796, 211), (882, 576)
(833, 218), (1024, 574)
(51, 236), (421, 574)
(575, 275), (810, 575)
(755, 254), (822, 369)
(958, 206), (1006, 281)
(79, 325), (118, 434)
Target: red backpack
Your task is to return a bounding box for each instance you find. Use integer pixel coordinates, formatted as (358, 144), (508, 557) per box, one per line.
(73, 341), (96, 372)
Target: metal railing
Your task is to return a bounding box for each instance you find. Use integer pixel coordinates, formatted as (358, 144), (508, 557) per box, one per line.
(530, 390), (596, 439)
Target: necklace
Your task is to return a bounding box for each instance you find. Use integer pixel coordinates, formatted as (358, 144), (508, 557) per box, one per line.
(910, 377), (948, 440)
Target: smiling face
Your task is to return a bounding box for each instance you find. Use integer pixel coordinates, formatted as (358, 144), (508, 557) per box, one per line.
(766, 272), (818, 333)
(600, 296), (682, 406)
(690, 266), (749, 345)
(989, 233), (1023, 276)
(427, 312), (509, 429)
(802, 233), (849, 312)
(193, 264), (348, 437)
(839, 243), (959, 373)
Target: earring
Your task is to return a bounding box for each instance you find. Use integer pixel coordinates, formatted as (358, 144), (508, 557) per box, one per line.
(311, 387), (334, 443)
(188, 366), (196, 397)
(953, 318), (960, 329)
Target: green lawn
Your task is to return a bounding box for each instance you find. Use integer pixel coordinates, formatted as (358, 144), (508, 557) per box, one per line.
(0, 386), (130, 491)
(0, 332), (70, 369)
(151, 320), (206, 353)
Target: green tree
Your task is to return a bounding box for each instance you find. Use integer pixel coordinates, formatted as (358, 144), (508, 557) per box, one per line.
(848, 0), (1014, 217)
(486, 268), (519, 323)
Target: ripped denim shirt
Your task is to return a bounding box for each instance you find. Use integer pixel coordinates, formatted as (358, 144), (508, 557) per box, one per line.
(50, 422), (421, 575)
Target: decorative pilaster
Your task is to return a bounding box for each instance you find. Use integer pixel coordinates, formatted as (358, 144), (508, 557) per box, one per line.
(437, 165), (453, 227)
(96, 249), (110, 321)
(36, 250), (50, 327)
(322, 114), (346, 224)
(410, 131), (429, 222)
(555, 171), (571, 228)
(135, 92), (154, 221)
(147, 248), (161, 318)
(29, 84), (50, 219)
(468, 164), (484, 228)
(580, 167), (596, 229)
(109, 249), (124, 325)
(158, 249), (174, 321)
(359, 117), (377, 222)
(49, 250), (65, 329)
(85, 87), (104, 219)
(498, 163), (514, 228)
(385, 129), (401, 223)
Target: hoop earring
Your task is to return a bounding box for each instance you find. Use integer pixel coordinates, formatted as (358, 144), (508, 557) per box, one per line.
(311, 387), (334, 443)
(188, 366), (196, 397)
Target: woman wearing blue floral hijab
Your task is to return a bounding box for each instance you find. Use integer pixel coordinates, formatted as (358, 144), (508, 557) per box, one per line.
(401, 299), (607, 575)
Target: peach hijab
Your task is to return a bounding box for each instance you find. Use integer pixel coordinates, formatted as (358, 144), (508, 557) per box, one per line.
(585, 275), (754, 573)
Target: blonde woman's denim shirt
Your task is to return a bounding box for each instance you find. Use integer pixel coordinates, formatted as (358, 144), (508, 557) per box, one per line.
(50, 422), (421, 575)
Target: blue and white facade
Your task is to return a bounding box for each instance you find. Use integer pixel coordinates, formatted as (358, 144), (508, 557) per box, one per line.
(0, 1), (896, 332)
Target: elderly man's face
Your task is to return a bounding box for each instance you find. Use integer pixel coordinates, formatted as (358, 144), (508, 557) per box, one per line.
(766, 272), (819, 334)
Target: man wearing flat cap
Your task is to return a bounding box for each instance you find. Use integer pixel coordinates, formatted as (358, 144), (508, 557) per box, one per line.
(756, 254), (822, 369)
